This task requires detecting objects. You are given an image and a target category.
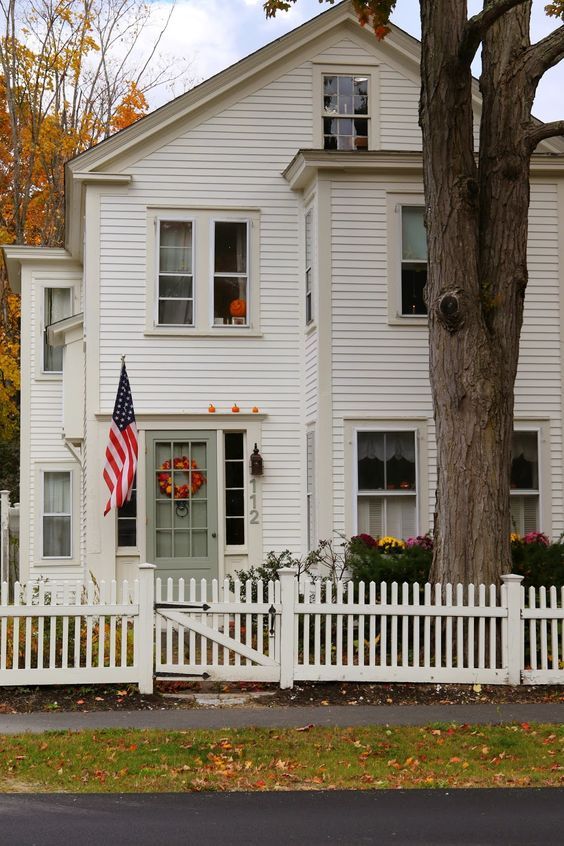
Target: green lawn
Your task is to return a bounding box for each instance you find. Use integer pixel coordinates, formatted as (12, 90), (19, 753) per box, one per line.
(0, 723), (561, 792)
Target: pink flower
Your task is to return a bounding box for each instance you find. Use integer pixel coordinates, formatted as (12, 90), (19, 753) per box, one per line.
(406, 534), (434, 551)
(522, 532), (550, 546)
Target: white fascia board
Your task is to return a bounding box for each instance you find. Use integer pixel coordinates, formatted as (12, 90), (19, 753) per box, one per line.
(1, 246), (78, 294)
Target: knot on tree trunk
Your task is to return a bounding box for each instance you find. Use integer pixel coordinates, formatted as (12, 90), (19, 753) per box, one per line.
(434, 290), (465, 333)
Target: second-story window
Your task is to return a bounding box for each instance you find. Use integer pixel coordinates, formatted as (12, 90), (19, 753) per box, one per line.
(213, 221), (248, 326)
(305, 209), (313, 325)
(323, 74), (369, 151)
(44, 288), (72, 372)
(401, 206), (427, 316)
(158, 220), (194, 325)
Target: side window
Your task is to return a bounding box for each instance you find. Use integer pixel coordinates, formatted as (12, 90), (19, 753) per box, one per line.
(158, 220), (194, 326)
(225, 432), (245, 545)
(323, 74), (369, 151)
(511, 431), (539, 534)
(305, 209), (313, 325)
(43, 288), (72, 372)
(42, 471), (72, 558)
(356, 431), (417, 539)
(401, 206), (427, 316)
(213, 221), (248, 327)
(117, 473), (137, 548)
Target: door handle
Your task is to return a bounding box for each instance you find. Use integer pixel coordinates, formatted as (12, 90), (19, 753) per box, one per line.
(211, 532), (217, 538)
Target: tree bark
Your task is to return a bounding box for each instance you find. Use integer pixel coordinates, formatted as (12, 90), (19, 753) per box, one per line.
(420, 1), (535, 585)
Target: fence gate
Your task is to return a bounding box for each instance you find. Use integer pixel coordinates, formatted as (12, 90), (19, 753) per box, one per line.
(154, 577), (281, 682)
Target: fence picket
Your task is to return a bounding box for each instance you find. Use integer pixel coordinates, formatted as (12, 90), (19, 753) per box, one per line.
(0, 580), (7, 670)
(539, 586), (548, 671)
(413, 582), (420, 669)
(423, 583), (431, 669)
(467, 583), (475, 669)
(347, 581), (354, 667)
(358, 581), (365, 668)
(368, 582), (376, 667)
(489, 584), (497, 669)
(456, 583), (464, 669)
(37, 580), (45, 670)
(314, 579), (322, 667)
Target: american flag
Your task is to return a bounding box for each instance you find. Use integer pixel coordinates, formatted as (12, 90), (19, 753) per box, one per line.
(103, 362), (138, 516)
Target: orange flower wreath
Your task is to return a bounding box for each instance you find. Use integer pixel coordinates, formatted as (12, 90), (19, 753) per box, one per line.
(158, 457), (206, 499)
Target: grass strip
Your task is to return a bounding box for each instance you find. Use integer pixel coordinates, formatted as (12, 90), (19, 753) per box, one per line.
(0, 722), (561, 793)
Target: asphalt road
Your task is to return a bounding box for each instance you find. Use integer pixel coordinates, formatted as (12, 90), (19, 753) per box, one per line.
(0, 789), (562, 845)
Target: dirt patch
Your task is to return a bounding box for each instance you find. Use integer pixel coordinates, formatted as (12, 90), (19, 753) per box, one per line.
(0, 680), (561, 713)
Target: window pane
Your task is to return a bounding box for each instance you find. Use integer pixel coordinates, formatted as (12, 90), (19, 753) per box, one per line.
(43, 516), (71, 557)
(44, 288), (72, 372)
(44, 472), (70, 513)
(323, 76), (337, 95)
(117, 519), (136, 547)
(226, 489), (244, 514)
(510, 494), (538, 534)
(159, 221), (192, 272)
(215, 222), (247, 273)
(511, 432), (538, 490)
(358, 432), (416, 491)
(214, 277), (247, 324)
(226, 518), (245, 546)
(158, 299), (193, 325)
(358, 432), (385, 490)
(401, 265), (427, 315)
(225, 461), (244, 488)
(402, 206), (427, 261)
(159, 275), (192, 299)
(225, 433), (244, 460)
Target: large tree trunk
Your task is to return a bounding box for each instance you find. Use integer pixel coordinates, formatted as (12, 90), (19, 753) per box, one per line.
(420, 1), (535, 585)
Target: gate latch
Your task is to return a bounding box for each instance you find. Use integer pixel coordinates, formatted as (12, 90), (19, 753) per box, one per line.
(268, 604), (277, 636)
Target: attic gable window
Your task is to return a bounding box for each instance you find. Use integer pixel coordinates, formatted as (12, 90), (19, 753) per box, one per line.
(323, 74), (369, 151)
(158, 220), (194, 326)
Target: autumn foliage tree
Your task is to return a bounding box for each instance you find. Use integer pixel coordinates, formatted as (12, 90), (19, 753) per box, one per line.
(265, 0), (564, 584)
(0, 0), (193, 457)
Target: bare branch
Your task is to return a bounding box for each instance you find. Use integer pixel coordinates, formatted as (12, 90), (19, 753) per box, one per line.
(524, 24), (564, 80)
(459, 0), (529, 65)
(525, 119), (564, 150)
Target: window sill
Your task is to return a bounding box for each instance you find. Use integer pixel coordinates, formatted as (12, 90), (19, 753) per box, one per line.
(144, 328), (263, 339)
(117, 547), (140, 556)
(36, 372), (63, 381)
(305, 322), (317, 336)
(388, 315), (428, 327)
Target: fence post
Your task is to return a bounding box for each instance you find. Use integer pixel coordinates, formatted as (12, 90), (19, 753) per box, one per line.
(278, 567), (297, 690)
(137, 563), (156, 694)
(0, 491), (9, 584)
(501, 573), (524, 685)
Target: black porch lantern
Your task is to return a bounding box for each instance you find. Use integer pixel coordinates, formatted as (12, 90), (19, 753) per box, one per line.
(250, 443), (263, 476)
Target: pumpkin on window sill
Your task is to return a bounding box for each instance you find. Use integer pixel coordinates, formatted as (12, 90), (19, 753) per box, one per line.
(229, 298), (246, 318)
(399, 481), (412, 490)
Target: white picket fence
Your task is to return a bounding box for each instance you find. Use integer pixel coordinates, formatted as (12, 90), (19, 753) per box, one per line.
(0, 565), (562, 692)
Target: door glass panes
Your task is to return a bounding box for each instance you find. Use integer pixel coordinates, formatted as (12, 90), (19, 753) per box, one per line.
(43, 471), (71, 557)
(401, 206), (427, 315)
(323, 75), (369, 150)
(158, 220), (194, 325)
(225, 432), (245, 545)
(213, 221), (248, 326)
(154, 439), (208, 557)
(44, 288), (72, 372)
(357, 431), (417, 539)
(510, 431), (539, 534)
(117, 474), (137, 547)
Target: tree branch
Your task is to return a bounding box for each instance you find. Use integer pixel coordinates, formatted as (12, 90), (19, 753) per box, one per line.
(459, 0), (529, 65)
(524, 24), (564, 80)
(526, 119), (564, 150)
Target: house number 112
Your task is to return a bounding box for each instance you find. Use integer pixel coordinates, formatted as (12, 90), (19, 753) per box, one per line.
(249, 478), (260, 524)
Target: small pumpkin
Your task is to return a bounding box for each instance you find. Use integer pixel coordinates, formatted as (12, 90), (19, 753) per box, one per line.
(229, 298), (246, 318)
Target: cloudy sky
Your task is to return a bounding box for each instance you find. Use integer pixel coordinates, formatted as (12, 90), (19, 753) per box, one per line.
(145, 0), (562, 122)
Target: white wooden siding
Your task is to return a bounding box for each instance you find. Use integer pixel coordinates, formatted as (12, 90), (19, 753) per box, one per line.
(305, 329), (318, 421)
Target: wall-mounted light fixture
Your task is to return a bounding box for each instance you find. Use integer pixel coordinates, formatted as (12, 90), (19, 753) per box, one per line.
(250, 443), (263, 476)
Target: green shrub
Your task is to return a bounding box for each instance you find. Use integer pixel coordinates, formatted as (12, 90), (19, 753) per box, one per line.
(347, 538), (431, 586)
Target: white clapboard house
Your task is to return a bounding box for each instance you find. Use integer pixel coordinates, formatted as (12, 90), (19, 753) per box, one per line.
(4, 0), (564, 586)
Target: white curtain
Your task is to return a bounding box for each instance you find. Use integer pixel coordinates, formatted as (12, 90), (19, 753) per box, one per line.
(159, 221), (192, 273)
(358, 432), (415, 463)
(402, 206), (427, 261)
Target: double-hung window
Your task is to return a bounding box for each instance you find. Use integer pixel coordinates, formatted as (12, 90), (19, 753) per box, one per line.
(158, 220), (194, 326)
(42, 471), (72, 558)
(356, 430), (417, 538)
(305, 209), (313, 325)
(43, 288), (72, 372)
(510, 431), (540, 534)
(323, 74), (369, 151)
(401, 206), (427, 316)
(213, 221), (248, 326)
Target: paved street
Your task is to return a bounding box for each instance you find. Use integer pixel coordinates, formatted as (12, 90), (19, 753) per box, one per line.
(0, 702), (562, 734)
(0, 788), (562, 845)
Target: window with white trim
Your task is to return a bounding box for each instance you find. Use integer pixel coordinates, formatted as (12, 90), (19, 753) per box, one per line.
(213, 221), (248, 326)
(117, 473), (137, 548)
(43, 288), (72, 372)
(356, 431), (417, 538)
(158, 220), (194, 326)
(42, 471), (72, 558)
(305, 209), (313, 325)
(510, 431), (539, 534)
(225, 432), (245, 545)
(401, 206), (427, 316)
(323, 74), (369, 151)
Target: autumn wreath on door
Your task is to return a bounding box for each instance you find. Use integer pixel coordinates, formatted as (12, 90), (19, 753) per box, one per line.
(158, 457), (206, 499)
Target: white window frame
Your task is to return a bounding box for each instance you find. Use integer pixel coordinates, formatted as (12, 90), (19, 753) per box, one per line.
(155, 217), (195, 328)
(386, 193), (428, 326)
(210, 218), (250, 329)
(223, 430), (247, 551)
(305, 207), (314, 326)
(41, 285), (74, 377)
(511, 425), (543, 535)
(312, 63), (380, 151)
(353, 425), (420, 538)
(40, 468), (73, 560)
(146, 207), (260, 336)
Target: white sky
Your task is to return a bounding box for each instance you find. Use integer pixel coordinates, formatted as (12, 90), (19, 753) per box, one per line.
(147, 0), (563, 122)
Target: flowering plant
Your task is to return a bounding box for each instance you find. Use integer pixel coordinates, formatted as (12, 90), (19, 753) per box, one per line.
(351, 533), (378, 548)
(406, 534), (434, 552)
(158, 457), (206, 499)
(522, 531), (550, 546)
(376, 536), (406, 553)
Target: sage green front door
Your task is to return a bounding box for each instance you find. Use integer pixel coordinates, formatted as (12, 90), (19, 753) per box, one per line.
(146, 431), (218, 582)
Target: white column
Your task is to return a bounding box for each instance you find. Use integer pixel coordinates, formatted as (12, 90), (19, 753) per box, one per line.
(501, 574), (524, 685)
(0, 491), (10, 585)
(278, 567), (297, 689)
(137, 563), (156, 694)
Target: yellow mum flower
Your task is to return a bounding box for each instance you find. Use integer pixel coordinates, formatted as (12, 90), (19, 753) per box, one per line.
(510, 533), (520, 543)
(377, 536), (406, 550)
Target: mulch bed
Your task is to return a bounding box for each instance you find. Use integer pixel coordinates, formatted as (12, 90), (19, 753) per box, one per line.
(0, 680), (561, 713)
